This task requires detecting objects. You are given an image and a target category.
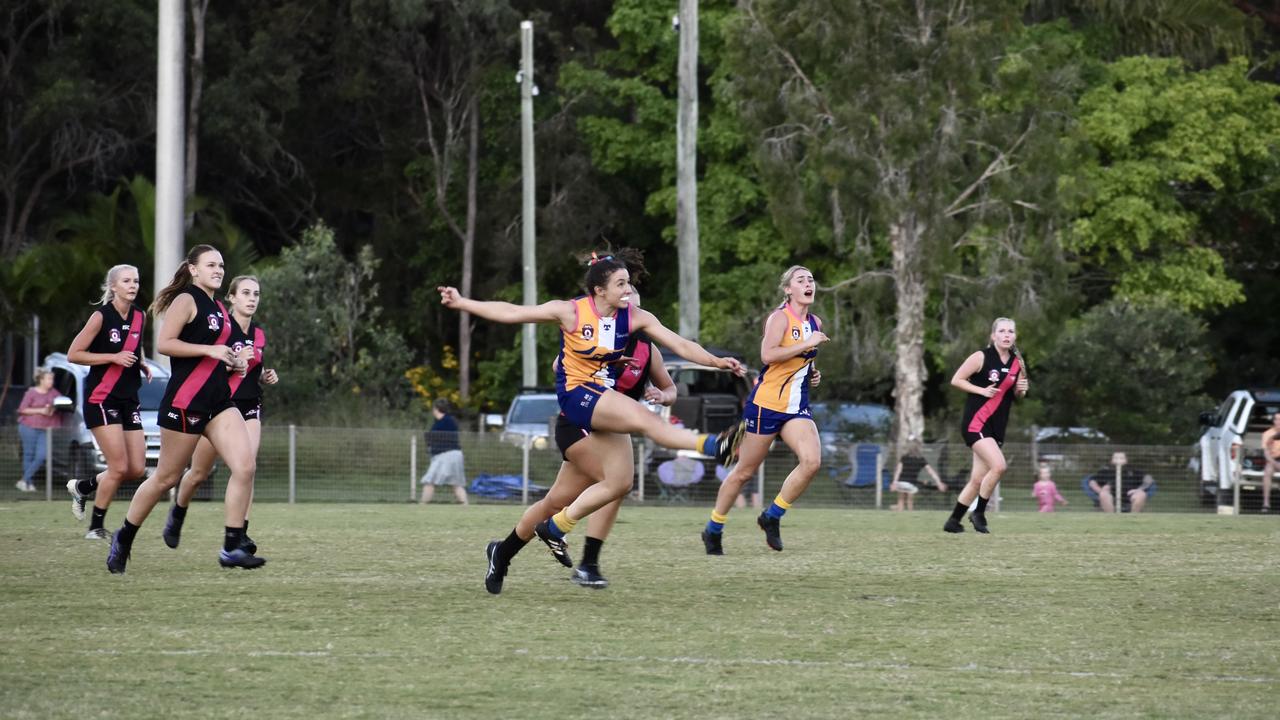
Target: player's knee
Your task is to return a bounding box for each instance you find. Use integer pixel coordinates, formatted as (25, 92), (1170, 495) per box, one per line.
(797, 453), (821, 477)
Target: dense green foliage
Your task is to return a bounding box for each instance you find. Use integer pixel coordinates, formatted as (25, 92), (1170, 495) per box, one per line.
(3, 0), (1278, 440)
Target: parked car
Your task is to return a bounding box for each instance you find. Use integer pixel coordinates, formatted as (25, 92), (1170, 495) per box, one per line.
(1198, 388), (1280, 506)
(810, 401), (893, 442)
(646, 348), (755, 465)
(42, 352), (168, 480)
(499, 390), (559, 450)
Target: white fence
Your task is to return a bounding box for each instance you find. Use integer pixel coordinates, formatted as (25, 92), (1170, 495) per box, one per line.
(0, 425), (1256, 514)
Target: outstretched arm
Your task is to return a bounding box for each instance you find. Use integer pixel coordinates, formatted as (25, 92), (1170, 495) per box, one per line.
(437, 286), (576, 330)
(630, 308), (744, 376)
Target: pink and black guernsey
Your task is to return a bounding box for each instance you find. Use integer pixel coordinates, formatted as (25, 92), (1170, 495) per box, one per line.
(84, 302), (147, 404)
(614, 332), (653, 402)
(960, 346), (1023, 442)
(161, 287), (233, 412)
(227, 320), (266, 401)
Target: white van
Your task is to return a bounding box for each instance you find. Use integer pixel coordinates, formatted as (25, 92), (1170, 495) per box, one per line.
(1197, 388), (1280, 510)
(42, 352), (168, 479)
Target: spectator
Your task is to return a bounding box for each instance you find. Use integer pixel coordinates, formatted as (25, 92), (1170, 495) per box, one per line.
(1031, 462), (1068, 513)
(419, 398), (468, 505)
(1261, 413), (1279, 513)
(1088, 452), (1154, 513)
(15, 368), (64, 492)
(890, 443), (947, 511)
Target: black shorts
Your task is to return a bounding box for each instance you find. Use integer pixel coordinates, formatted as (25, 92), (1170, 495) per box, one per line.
(233, 398), (262, 422)
(962, 430), (1004, 448)
(158, 399), (236, 434)
(84, 397), (142, 431)
(554, 414), (590, 461)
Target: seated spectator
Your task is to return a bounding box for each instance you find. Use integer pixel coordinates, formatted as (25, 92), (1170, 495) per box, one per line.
(1031, 462), (1068, 513)
(890, 440), (947, 512)
(1087, 452), (1154, 513)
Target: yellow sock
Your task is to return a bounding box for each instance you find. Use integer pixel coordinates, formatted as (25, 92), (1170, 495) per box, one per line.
(551, 509), (578, 535)
(710, 511), (727, 524)
(773, 495), (793, 510)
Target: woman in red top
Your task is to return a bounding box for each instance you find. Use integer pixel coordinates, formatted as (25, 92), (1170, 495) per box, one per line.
(65, 264), (151, 538)
(15, 368), (64, 492)
(106, 245), (263, 574)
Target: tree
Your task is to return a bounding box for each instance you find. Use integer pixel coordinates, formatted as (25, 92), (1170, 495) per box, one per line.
(1062, 55), (1280, 311)
(254, 223), (411, 417)
(727, 1), (1083, 453)
(1036, 299), (1213, 442)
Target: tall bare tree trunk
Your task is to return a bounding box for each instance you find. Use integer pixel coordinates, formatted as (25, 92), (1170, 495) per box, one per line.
(184, 0), (209, 230)
(458, 96), (478, 402)
(676, 0), (699, 340)
(891, 211), (927, 457)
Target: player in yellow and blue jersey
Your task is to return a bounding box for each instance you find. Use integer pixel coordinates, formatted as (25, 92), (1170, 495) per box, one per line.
(703, 265), (830, 555)
(437, 249), (746, 594)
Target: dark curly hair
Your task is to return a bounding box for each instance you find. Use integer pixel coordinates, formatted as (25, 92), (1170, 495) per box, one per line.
(580, 247), (646, 297)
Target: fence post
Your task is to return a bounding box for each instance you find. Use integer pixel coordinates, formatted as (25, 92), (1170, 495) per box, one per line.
(288, 424), (297, 505)
(874, 447), (883, 509)
(44, 427), (53, 501)
(636, 441), (645, 503)
(757, 453), (765, 503)
(521, 436), (530, 506)
(410, 434), (417, 502)
(1114, 462), (1122, 515)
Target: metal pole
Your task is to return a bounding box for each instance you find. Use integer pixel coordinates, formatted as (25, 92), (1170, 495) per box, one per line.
(31, 315), (39, 371)
(757, 454), (765, 504)
(636, 441), (645, 503)
(44, 427), (53, 501)
(410, 434), (418, 502)
(288, 424), (297, 504)
(1114, 462), (1123, 514)
(521, 437), (530, 506)
(154, 0), (185, 365)
(675, 1), (700, 339)
(519, 21), (538, 387)
(874, 447), (883, 509)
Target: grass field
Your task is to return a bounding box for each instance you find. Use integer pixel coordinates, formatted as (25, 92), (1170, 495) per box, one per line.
(2, 503), (1277, 719)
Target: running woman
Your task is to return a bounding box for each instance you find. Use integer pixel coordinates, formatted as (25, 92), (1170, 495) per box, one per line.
(161, 275), (278, 553)
(65, 264), (152, 539)
(702, 265), (829, 555)
(439, 249), (745, 594)
(106, 245), (264, 573)
(496, 288), (677, 591)
(943, 317), (1028, 534)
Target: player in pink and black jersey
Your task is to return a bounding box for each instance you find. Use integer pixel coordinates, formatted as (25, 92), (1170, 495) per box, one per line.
(65, 265), (152, 539)
(943, 317), (1029, 535)
(106, 245), (263, 574)
(162, 275), (278, 555)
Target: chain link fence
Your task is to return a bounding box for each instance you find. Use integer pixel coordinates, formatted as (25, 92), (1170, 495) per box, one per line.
(1, 425), (1262, 515)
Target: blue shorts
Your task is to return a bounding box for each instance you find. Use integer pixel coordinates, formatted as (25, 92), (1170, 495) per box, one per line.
(742, 400), (812, 436)
(558, 382), (609, 431)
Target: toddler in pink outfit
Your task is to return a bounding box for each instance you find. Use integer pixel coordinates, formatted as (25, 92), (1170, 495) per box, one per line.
(1032, 463), (1068, 513)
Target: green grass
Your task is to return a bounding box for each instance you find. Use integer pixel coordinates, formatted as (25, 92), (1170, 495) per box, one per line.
(2, 504), (1277, 719)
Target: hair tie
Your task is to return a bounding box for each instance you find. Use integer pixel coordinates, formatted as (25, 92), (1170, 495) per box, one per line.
(587, 252), (613, 267)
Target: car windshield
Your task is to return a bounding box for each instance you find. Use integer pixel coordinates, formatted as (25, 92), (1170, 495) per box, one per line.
(509, 397), (560, 425)
(810, 402), (892, 436)
(139, 377), (168, 411)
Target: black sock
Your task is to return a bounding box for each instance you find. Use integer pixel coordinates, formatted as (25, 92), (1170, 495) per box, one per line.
(242, 519), (250, 535)
(119, 519), (140, 545)
(496, 529), (528, 565)
(77, 477), (98, 496)
(949, 502), (968, 522)
(171, 503), (188, 520)
(89, 506), (107, 531)
(224, 526), (244, 553)
(974, 495), (990, 516)
(581, 536), (604, 568)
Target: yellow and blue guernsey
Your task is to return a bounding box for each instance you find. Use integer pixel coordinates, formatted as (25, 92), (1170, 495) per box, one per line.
(555, 296), (632, 430)
(742, 305), (820, 435)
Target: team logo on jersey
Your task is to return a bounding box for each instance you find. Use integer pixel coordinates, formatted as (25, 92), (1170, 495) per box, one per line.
(791, 328), (801, 340)
(207, 314), (221, 331)
(582, 324), (594, 340)
(167, 412), (180, 420)
(988, 370), (1000, 383)
(106, 409), (119, 419)
(109, 329), (121, 344)
(232, 341), (244, 355)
